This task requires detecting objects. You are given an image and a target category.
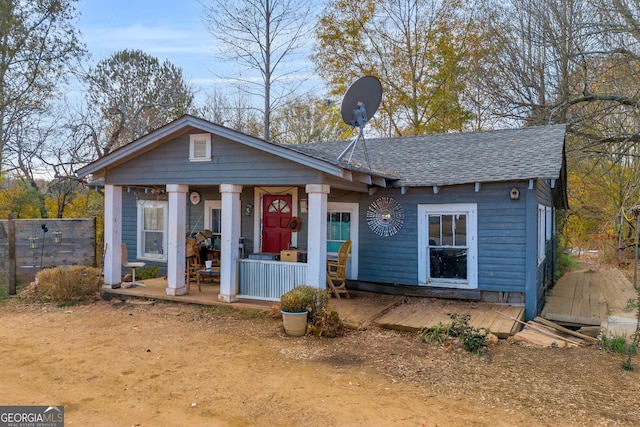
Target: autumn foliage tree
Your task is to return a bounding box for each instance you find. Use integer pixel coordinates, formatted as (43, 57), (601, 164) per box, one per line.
(313, 0), (491, 137)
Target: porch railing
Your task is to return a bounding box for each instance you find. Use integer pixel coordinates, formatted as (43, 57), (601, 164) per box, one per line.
(238, 259), (308, 301)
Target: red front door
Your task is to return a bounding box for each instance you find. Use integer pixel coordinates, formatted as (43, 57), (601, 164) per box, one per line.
(262, 194), (293, 253)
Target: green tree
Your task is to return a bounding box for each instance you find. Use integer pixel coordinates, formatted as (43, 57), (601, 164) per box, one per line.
(0, 0), (85, 175)
(81, 49), (195, 156)
(313, 0), (488, 136)
(0, 178), (44, 219)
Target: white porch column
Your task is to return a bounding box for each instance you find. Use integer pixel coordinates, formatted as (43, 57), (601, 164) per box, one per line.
(219, 184), (242, 302)
(166, 184), (188, 296)
(103, 184), (122, 288)
(306, 184), (330, 289)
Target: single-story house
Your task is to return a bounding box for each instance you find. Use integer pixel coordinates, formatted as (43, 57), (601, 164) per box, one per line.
(76, 115), (567, 320)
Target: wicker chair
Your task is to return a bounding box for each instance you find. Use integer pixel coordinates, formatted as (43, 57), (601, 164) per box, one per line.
(326, 240), (352, 298)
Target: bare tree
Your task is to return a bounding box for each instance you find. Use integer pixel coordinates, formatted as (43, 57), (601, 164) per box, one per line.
(0, 0), (85, 175)
(269, 94), (347, 144)
(197, 89), (263, 136)
(200, 0), (315, 141)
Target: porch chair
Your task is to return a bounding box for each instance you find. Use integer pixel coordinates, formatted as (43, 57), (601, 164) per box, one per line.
(121, 243), (146, 287)
(185, 237), (202, 286)
(326, 240), (352, 299)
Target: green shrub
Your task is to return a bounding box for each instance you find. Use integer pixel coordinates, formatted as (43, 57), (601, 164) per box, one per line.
(33, 265), (101, 304)
(555, 251), (581, 280)
(280, 285), (328, 321)
(280, 285), (342, 337)
(601, 334), (638, 355)
(135, 266), (160, 280)
(419, 322), (451, 344)
(419, 313), (489, 354)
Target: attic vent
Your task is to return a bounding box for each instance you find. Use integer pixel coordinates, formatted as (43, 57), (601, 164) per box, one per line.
(189, 133), (211, 162)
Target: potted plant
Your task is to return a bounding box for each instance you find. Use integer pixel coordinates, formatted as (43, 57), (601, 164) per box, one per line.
(280, 285), (324, 336)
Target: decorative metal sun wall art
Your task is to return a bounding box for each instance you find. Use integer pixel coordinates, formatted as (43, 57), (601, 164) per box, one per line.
(366, 196), (405, 237)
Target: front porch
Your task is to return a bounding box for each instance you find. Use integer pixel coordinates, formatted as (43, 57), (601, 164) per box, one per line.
(103, 277), (275, 312)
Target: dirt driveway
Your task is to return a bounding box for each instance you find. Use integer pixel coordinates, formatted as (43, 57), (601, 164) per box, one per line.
(0, 299), (638, 426)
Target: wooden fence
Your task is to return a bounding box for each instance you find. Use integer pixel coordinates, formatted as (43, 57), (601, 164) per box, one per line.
(0, 218), (96, 292)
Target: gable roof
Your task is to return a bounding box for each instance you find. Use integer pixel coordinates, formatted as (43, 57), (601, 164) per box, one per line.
(76, 115), (566, 203)
(282, 124), (567, 188)
(75, 115), (395, 188)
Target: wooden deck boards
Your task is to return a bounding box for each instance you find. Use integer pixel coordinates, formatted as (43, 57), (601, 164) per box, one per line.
(542, 268), (638, 329)
(103, 279), (525, 338)
(374, 299), (524, 338)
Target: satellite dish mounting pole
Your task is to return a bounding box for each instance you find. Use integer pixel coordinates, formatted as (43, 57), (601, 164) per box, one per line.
(336, 76), (382, 171)
(337, 101), (371, 168)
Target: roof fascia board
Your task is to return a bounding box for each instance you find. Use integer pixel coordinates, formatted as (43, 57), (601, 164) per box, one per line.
(77, 118), (191, 177)
(77, 115), (346, 179)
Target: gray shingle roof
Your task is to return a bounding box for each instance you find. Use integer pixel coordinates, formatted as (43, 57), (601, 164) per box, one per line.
(281, 124), (566, 187)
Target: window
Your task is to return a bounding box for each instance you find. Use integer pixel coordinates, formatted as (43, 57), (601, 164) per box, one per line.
(327, 211), (351, 253)
(137, 200), (168, 261)
(326, 202), (359, 279)
(210, 205), (222, 250)
(418, 204), (477, 289)
(538, 204), (553, 264)
(538, 204), (545, 263)
(189, 133), (211, 161)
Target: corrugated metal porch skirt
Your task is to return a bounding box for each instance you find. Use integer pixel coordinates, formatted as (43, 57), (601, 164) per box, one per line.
(238, 259), (308, 301)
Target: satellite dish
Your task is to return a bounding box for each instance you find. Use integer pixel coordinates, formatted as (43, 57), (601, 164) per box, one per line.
(337, 76), (382, 168)
(340, 76), (382, 128)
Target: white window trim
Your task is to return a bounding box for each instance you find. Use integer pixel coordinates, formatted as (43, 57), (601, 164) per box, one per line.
(252, 187), (299, 252)
(545, 206), (553, 241)
(418, 203), (478, 289)
(189, 133), (211, 162)
(204, 200), (222, 233)
(327, 202), (359, 280)
(538, 204), (545, 264)
(137, 200), (169, 262)
(204, 199), (222, 248)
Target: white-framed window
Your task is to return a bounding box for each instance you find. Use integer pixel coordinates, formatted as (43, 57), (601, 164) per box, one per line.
(418, 204), (478, 289)
(204, 200), (222, 249)
(189, 133), (211, 162)
(327, 202), (359, 279)
(137, 200), (168, 261)
(538, 204), (553, 264)
(538, 204), (546, 264)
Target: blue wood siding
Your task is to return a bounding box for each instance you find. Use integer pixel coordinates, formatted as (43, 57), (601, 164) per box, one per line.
(121, 193), (167, 276)
(346, 182), (531, 293)
(104, 134), (368, 194)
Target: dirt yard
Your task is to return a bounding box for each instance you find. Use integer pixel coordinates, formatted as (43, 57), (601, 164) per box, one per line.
(0, 298), (638, 427)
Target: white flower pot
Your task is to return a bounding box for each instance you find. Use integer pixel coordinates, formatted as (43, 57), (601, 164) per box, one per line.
(281, 310), (308, 337)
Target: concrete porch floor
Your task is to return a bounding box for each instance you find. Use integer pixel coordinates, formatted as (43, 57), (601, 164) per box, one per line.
(103, 277), (525, 337)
